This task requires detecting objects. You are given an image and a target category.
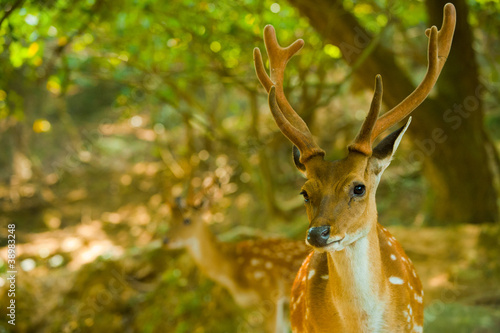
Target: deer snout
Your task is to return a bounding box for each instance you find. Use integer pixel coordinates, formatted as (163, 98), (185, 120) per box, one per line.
(307, 225), (331, 248)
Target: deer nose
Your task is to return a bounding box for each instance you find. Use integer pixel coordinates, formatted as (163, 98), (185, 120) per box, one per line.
(307, 226), (331, 247)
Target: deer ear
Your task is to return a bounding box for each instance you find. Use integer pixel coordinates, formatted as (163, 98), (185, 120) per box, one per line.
(370, 117), (411, 174)
(293, 145), (306, 174)
(174, 196), (185, 209)
(193, 198), (210, 211)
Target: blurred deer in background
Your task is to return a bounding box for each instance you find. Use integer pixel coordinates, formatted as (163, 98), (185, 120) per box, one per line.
(164, 185), (311, 332)
(253, 3), (455, 332)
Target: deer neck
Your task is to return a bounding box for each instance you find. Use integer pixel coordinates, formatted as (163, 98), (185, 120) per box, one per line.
(184, 224), (238, 290)
(325, 222), (388, 331)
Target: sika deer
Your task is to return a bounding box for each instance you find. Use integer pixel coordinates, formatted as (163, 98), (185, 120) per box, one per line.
(165, 196), (311, 332)
(253, 3), (455, 332)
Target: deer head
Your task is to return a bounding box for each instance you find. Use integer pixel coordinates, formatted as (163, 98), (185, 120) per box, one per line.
(164, 178), (214, 250)
(164, 196), (209, 249)
(254, 4), (455, 252)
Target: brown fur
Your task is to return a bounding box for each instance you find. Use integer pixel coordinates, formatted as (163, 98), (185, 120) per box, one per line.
(288, 152), (424, 332)
(166, 202), (311, 332)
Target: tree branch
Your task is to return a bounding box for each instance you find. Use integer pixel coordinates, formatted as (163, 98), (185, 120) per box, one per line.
(0, 0), (24, 28)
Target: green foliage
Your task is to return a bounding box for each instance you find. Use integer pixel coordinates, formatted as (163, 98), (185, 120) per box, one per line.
(13, 246), (249, 333)
(424, 303), (500, 333)
(472, 225), (500, 283)
(1, 0), (500, 331)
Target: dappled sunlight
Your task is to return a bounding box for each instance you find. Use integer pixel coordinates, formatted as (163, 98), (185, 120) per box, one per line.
(428, 273), (451, 288)
(98, 116), (158, 142)
(0, 220), (126, 272)
(0, 0), (499, 332)
(75, 239), (123, 268)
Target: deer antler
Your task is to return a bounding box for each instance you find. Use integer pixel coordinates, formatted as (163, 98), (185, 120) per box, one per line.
(184, 175), (217, 208)
(350, 3), (456, 155)
(349, 75), (383, 155)
(254, 25), (325, 163)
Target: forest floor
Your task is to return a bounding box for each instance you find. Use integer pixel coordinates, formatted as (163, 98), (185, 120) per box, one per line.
(0, 167), (499, 332)
(1, 219), (499, 332)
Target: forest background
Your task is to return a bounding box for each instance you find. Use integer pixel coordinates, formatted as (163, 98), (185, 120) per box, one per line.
(0, 0), (500, 332)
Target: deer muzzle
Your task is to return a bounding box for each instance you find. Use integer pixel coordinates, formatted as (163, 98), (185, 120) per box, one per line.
(307, 226), (331, 248)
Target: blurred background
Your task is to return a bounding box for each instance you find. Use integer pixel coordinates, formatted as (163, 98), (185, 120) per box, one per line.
(0, 0), (499, 332)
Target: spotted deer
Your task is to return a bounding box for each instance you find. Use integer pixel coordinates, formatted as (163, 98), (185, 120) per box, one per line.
(164, 196), (311, 332)
(253, 3), (455, 332)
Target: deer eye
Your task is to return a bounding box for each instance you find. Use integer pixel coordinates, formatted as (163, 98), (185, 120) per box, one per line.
(183, 218), (191, 225)
(353, 184), (366, 197)
(300, 190), (310, 203)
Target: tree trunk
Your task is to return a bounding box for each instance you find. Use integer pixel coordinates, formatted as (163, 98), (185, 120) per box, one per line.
(286, 0), (499, 224)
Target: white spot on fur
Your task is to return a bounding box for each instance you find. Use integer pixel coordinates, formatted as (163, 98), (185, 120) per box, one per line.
(308, 269), (316, 280)
(254, 271), (264, 279)
(390, 254), (397, 260)
(389, 276), (404, 285)
(413, 325), (423, 333)
(412, 269), (417, 277)
(251, 258), (260, 266)
(388, 241), (392, 246)
(265, 261), (273, 269)
(321, 275), (329, 280)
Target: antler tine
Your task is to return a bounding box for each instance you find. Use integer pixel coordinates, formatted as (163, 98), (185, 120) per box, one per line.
(253, 47), (273, 91)
(255, 25), (325, 163)
(254, 25), (308, 132)
(368, 3), (456, 144)
(349, 75), (383, 155)
(268, 87), (325, 162)
(186, 176), (213, 208)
